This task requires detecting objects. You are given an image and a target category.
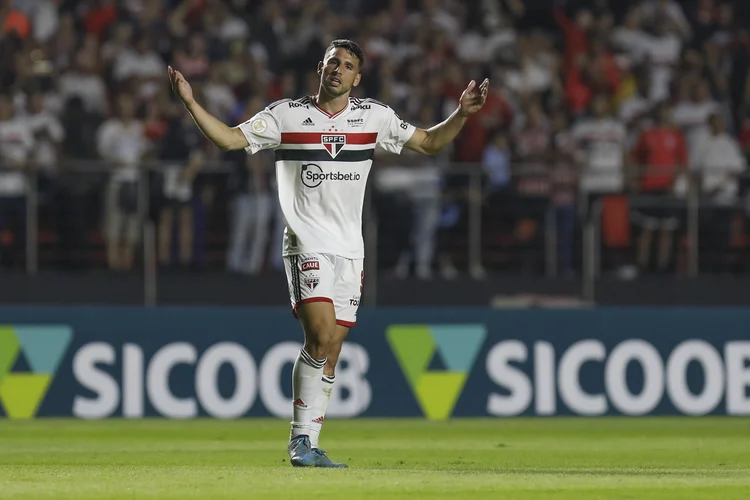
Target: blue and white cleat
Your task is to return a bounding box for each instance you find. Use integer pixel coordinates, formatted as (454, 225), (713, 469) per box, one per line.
(288, 435), (316, 467)
(312, 448), (348, 468)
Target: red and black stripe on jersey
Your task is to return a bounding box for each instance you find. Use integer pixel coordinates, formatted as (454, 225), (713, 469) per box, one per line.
(275, 132), (378, 163)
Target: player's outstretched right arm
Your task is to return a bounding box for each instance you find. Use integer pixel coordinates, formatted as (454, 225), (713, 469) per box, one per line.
(168, 66), (248, 151)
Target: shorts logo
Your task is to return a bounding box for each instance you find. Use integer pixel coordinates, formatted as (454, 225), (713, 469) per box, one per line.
(0, 325), (73, 419)
(301, 259), (320, 272)
(322, 135), (346, 158)
(349, 296), (360, 306)
(386, 324), (486, 421)
(304, 276), (320, 291)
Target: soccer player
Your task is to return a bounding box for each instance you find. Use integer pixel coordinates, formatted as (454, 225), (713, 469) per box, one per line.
(169, 39), (488, 468)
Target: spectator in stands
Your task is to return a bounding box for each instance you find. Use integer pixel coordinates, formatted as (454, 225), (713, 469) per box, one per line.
(203, 65), (236, 122)
(610, 6), (649, 65)
(58, 48), (108, 117)
(693, 113), (747, 205)
(692, 113), (747, 271)
(585, 35), (622, 97)
(631, 101), (688, 274)
(20, 0), (58, 44)
(503, 33), (555, 99)
(642, 14), (682, 102)
(553, 5), (592, 75)
(97, 93), (147, 272)
(1, 0), (30, 40)
(637, 0), (692, 41)
(0, 91), (32, 268)
(394, 104), (444, 280)
(226, 97), (274, 276)
(573, 94), (628, 215)
(24, 89), (63, 204)
(373, 160), (415, 279)
(549, 110), (579, 277)
(158, 105), (205, 268)
(173, 33), (210, 80)
(618, 68), (653, 148)
(478, 129), (513, 276)
(672, 80), (721, 160)
(482, 129), (512, 212)
(512, 100), (550, 268)
(112, 31), (165, 101)
(56, 96), (99, 270)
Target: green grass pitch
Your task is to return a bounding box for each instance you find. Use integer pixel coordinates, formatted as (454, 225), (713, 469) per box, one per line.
(1, 418), (749, 499)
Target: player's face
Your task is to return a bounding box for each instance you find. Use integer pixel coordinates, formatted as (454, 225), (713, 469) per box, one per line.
(317, 47), (361, 97)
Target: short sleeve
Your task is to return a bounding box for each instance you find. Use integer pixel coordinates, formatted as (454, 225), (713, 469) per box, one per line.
(377, 106), (416, 154)
(235, 108), (282, 154)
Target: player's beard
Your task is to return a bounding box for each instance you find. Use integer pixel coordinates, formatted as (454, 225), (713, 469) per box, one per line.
(322, 76), (350, 98)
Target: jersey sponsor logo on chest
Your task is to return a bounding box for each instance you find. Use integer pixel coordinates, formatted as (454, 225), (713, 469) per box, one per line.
(322, 135), (346, 158)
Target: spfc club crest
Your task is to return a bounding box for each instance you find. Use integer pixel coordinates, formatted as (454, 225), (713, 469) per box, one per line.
(304, 276), (320, 290)
(322, 135), (346, 158)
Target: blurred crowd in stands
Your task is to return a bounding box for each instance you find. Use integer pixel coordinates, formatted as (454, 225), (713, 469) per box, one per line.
(0, 0), (749, 278)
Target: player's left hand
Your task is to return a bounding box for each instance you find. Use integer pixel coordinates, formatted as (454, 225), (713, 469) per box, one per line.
(458, 79), (490, 117)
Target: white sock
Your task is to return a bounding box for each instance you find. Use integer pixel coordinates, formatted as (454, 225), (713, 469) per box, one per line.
(290, 349), (326, 441)
(310, 374), (335, 449)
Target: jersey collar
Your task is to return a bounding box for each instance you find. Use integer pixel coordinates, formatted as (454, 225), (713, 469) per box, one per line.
(311, 94), (349, 119)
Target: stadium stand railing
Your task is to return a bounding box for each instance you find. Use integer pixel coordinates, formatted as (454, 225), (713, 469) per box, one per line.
(1, 162), (749, 304)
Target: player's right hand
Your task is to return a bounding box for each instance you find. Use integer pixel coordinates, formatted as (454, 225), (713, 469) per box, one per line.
(168, 66), (194, 106)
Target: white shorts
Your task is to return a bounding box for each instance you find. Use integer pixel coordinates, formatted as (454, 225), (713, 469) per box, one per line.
(284, 253), (364, 327)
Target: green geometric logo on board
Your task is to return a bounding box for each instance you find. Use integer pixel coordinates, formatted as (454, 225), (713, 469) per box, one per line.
(0, 326), (73, 419)
(386, 324), (486, 420)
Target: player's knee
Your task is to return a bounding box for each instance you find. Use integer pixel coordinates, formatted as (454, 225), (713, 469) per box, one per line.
(303, 323), (336, 359)
(304, 338), (335, 360)
(326, 341), (343, 367)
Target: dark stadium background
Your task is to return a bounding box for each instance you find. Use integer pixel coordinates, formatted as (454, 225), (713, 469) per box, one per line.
(0, 0), (748, 306)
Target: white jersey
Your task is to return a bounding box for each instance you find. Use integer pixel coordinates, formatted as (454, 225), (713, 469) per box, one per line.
(236, 96), (416, 259)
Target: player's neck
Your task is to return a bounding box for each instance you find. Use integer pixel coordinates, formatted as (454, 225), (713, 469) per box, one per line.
(314, 89), (349, 117)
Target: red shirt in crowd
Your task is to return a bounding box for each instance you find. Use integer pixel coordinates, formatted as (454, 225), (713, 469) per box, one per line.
(740, 119), (750, 154)
(553, 8), (588, 74)
(84, 2), (117, 40)
(633, 127), (688, 192)
(455, 91), (513, 163)
(2, 9), (30, 39)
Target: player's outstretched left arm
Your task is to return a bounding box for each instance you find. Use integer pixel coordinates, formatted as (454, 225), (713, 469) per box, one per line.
(404, 79), (489, 156)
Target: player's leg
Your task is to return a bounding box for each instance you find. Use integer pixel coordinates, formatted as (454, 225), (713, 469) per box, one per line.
(284, 254), (336, 467)
(307, 257), (363, 468)
(309, 323), (349, 449)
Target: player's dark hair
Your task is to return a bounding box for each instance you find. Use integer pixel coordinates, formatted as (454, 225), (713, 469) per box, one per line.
(327, 39), (365, 73)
